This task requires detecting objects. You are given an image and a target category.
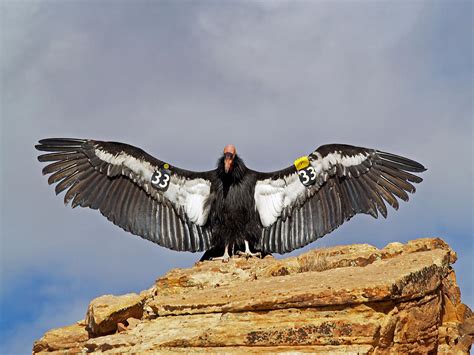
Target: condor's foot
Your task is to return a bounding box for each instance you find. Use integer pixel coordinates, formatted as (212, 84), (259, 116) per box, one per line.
(210, 244), (230, 263)
(237, 250), (261, 258)
(211, 255), (230, 263)
(237, 240), (262, 259)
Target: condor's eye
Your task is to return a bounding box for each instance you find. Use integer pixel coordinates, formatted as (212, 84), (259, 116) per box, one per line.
(224, 153), (234, 159)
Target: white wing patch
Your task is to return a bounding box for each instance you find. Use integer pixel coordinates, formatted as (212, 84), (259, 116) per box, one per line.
(95, 149), (155, 180)
(255, 174), (306, 227)
(164, 177), (211, 225)
(311, 151), (368, 170)
(255, 151), (369, 227)
(95, 148), (211, 226)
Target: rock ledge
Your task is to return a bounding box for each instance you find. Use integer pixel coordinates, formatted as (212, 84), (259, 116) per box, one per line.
(33, 238), (473, 354)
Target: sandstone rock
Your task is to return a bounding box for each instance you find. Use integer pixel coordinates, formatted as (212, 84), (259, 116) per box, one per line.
(33, 320), (88, 353)
(33, 238), (472, 354)
(147, 249), (449, 316)
(85, 293), (145, 336)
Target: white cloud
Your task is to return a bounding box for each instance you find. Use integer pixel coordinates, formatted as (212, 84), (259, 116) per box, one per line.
(195, 2), (424, 92)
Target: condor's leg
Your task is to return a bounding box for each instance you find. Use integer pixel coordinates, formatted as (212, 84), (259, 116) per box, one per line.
(237, 240), (261, 258)
(211, 244), (230, 263)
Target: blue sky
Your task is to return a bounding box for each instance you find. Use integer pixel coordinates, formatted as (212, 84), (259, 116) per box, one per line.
(1, 1), (472, 353)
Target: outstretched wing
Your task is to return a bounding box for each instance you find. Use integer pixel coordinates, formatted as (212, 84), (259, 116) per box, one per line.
(253, 144), (426, 254)
(36, 138), (214, 252)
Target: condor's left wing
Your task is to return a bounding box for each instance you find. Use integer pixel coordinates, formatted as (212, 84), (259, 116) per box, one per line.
(253, 144), (426, 254)
(36, 138), (214, 252)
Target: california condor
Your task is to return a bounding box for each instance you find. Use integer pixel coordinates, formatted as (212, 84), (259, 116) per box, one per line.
(36, 139), (426, 261)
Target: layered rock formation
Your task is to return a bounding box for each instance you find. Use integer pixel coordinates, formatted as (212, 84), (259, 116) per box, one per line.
(33, 238), (473, 354)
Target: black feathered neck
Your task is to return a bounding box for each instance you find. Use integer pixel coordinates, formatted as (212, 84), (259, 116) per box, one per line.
(216, 154), (247, 183)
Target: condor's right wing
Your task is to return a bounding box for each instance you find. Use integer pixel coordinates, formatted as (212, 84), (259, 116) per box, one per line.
(36, 138), (214, 252)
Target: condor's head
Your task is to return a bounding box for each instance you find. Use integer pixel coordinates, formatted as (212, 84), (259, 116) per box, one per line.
(218, 144), (246, 181)
(223, 144), (236, 173)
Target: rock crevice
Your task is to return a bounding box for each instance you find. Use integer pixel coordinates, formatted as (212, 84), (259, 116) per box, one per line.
(33, 238), (473, 354)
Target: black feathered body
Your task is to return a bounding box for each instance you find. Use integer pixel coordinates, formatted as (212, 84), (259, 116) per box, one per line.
(201, 155), (262, 260)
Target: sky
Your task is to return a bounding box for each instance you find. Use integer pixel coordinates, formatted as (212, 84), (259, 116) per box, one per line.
(1, 0), (472, 353)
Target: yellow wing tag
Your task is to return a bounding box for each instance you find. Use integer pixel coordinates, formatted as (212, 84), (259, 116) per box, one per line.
(294, 156), (310, 171)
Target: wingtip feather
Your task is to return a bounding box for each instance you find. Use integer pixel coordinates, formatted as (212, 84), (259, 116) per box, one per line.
(38, 138), (85, 144)
(376, 151), (426, 173)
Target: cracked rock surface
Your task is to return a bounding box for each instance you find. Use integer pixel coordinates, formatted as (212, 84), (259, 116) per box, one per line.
(33, 238), (473, 354)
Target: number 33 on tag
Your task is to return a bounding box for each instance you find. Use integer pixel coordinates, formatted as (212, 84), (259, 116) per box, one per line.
(151, 167), (171, 191)
(294, 156), (317, 187)
(298, 166), (317, 186)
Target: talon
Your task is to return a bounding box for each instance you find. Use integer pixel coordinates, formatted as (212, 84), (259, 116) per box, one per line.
(237, 241), (262, 259)
(210, 244), (230, 263)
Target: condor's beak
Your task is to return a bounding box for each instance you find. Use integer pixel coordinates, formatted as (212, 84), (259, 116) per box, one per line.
(224, 154), (233, 173)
